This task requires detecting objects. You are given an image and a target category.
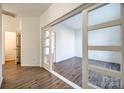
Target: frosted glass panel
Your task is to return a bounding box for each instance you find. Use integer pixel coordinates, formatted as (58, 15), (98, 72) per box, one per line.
(88, 50), (121, 63)
(88, 70), (120, 88)
(44, 48), (49, 55)
(45, 39), (49, 46)
(88, 4), (121, 26)
(52, 34), (55, 53)
(88, 50), (121, 71)
(44, 56), (49, 64)
(45, 31), (49, 37)
(88, 25), (121, 46)
(52, 32), (55, 36)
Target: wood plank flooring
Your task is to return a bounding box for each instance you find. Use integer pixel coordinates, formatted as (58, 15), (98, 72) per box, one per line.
(53, 57), (82, 87)
(1, 61), (73, 89)
(53, 57), (120, 88)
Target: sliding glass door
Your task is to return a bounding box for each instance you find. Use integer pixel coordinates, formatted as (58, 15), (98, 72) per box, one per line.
(82, 3), (124, 89)
(41, 3), (124, 89)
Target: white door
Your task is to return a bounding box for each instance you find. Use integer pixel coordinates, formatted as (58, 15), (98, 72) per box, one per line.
(42, 28), (52, 71)
(82, 3), (124, 89)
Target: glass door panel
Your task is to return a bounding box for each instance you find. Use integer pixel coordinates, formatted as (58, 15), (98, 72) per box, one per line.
(42, 29), (51, 71)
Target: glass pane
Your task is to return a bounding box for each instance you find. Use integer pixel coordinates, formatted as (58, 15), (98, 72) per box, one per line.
(88, 4), (121, 26)
(88, 25), (121, 46)
(52, 35), (55, 53)
(44, 56), (49, 64)
(52, 32), (55, 36)
(88, 50), (121, 71)
(44, 48), (49, 55)
(45, 31), (49, 37)
(88, 70), (120, 88)
(45, 39), (49, 46)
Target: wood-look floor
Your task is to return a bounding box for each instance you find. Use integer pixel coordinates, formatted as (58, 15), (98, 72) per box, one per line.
(1, 61), (73, 89)
(53, 57), (120, 89)
(53, 57), (82, 87)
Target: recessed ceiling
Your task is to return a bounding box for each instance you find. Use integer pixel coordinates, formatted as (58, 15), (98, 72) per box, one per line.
(61, 13), (82, 31)
(2, 3), (52, 17)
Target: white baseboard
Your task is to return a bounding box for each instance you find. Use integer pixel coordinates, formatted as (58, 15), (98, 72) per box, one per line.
(51, 71), (82, 89)
(21, 64), (40, 67)
(0, 76), (3, 87)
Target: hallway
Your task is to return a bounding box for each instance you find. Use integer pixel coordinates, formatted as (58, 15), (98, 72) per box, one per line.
(1, 61), (72, 89)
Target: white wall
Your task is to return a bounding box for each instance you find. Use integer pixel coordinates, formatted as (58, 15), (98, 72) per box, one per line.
(40, 3), (82, 27)
(21, 17), (40, 66)
(53, 24), (75, 62)
(5, 32), (16, 61)
(75, 29), (82, 57)
(53, 24), (83, 62)
(0, 4), (3, 87)
(2, 14), (20, 32)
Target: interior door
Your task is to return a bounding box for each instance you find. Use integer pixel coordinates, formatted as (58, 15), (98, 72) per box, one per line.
(42, 28), (52, 71)
(82, 3), (124, 89)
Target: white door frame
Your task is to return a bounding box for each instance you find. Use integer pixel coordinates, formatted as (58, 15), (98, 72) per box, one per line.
(4, 31), (21, 65)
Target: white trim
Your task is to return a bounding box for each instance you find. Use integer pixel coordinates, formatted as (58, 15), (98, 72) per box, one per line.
(88, 19), (122, 31)
(82, 10), (88, 88)
(85, 3), (107, 12)
(88, 46), (121, 51)
(120, 4), (124, 88)
(42, 4), (95, 29)
(44, 37), (50, 39)
(40, 29), (42, 67)
(49, 27), (52, 71)
(88, 82), (102, 89)
(51, 71), (82, 89)
(88, 64), (122, 78)
(0, 76), (3, 87)
(42, 46), (49, 48)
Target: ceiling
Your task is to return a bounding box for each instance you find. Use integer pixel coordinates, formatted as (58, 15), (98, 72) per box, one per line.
(2, 3), (52, 17)
(61, 13), (82, 31)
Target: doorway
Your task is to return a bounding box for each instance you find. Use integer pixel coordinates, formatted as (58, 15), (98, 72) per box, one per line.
(4, 31), (21, 65)
(52, 13), (83, 87)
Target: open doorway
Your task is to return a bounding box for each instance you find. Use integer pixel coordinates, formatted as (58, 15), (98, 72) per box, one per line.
(4, 31), (21, 65)
(52, 13), (83, 87)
